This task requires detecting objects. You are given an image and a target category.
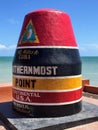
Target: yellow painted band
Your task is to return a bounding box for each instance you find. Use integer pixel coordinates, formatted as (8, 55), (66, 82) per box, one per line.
(13, 76), (82, 90)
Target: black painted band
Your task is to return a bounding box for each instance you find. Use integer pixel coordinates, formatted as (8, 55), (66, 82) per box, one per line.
(13, 48), (81, 76)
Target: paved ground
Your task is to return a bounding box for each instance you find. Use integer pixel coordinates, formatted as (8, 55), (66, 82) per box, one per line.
(66, 93), (98, 130)
(66, 122), (98, 130)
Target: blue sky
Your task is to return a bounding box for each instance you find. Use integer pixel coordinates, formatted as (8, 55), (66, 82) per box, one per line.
(0, 0), (98, 56)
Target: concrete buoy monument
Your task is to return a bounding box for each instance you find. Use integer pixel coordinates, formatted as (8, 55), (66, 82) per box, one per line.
(12, 9), (82, 117)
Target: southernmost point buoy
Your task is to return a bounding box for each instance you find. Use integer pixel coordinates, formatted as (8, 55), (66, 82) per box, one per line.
(12, 9), (82, 117)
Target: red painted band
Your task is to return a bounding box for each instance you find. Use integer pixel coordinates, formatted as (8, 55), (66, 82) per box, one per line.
(13, 88), (82, 104)
(18, 9), (77, 47)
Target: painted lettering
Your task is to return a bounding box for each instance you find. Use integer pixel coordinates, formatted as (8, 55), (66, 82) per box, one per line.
(15, 78), (36, 88)
(13, 65), (58, 76)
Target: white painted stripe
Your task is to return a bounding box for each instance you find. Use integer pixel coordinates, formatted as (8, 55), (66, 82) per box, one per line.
(17, 46), (78, 49)
(13, 74), (82, 79)
(13, 86), (82, 92)
(13, 98), (82, 106)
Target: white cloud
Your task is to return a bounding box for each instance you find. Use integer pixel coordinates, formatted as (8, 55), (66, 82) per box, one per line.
(0, 44), (16, 50)
(8, 45), (16, 49)
(79, 43), (98, 50)
(0, 44), (16, 56)
(79, 43), (98, 56)
(79, 46), (86, 52)
(8, 18), (19, 24)
(91, 44), (98, 49)
(0, 44), (6, 49)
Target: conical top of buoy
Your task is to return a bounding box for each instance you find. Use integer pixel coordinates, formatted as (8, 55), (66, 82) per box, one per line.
(18, 9), (77, 47)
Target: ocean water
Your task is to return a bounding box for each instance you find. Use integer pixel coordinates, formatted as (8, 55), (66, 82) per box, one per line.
(0, 56), (13, 83)
(81, 56), (98, 86)
(0, 56), (98, 86)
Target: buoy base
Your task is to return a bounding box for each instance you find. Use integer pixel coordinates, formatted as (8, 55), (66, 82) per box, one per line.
(13, 101), (82, 117)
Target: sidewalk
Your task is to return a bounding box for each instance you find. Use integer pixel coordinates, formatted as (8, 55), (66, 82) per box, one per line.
(66, 94), (98, 130)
